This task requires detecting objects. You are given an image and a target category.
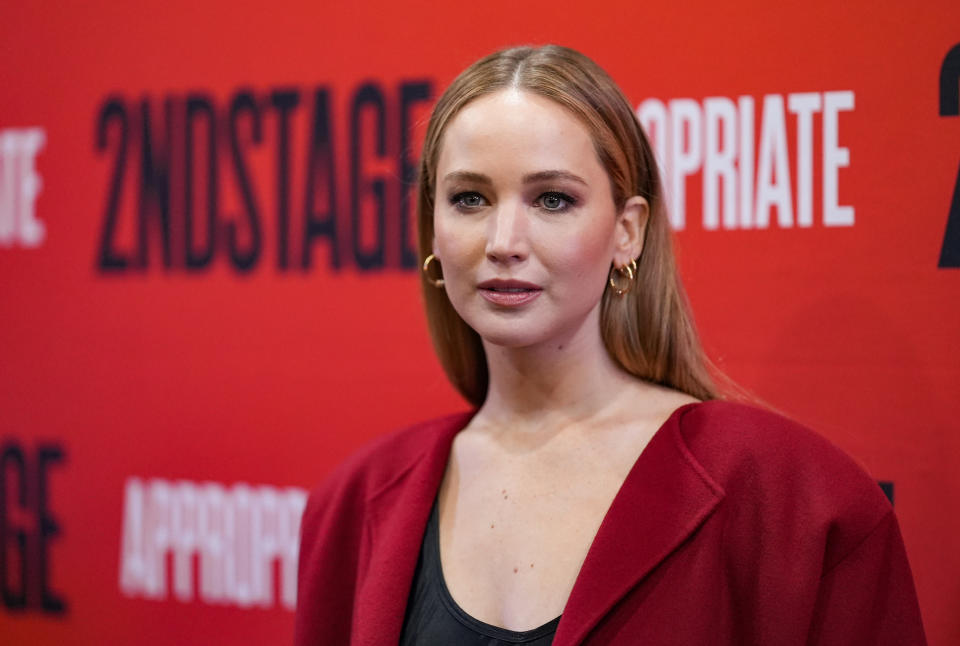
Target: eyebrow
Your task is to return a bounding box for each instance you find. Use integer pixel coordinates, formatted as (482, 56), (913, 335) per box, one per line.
(442, 169), (588, 187)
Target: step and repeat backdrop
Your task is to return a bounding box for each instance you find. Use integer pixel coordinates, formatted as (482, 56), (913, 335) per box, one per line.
(2, 1), (958, 644)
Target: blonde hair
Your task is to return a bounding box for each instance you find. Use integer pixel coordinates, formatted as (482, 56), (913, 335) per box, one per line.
(417, 45), (718, 406)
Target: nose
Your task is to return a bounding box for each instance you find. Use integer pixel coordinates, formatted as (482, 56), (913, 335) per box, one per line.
(485, 200), (529, 264)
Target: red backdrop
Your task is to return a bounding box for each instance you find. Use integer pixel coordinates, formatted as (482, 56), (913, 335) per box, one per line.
(1, 1), (958, 644)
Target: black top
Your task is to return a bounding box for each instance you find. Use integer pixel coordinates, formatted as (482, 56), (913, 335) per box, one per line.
(399, 499), (561, 645)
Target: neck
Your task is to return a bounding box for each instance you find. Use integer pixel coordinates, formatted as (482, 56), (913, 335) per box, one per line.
(478, 308), (637, 432)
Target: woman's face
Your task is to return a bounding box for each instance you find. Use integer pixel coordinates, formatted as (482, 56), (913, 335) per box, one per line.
(433, 89), (644, 350)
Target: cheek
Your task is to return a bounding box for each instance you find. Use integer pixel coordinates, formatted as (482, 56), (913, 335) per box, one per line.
(540, 221), (615, 279)
(434, 216), (483, 271)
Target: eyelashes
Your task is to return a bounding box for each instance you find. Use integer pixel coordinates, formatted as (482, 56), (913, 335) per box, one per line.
(536, 192), (576, 212)
(448, 191), (578, 213)
(450, 191), (486, 210)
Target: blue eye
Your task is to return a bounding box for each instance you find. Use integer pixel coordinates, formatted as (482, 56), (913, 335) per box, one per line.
(451, 192), (486, 210)
(537, 192), (576, 212)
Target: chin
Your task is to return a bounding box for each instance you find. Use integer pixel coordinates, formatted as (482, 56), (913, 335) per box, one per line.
(455, 299), (597, 352)
(478, 330), (544, 349)
(458, 314), (544, 349)
(470, 316), (566, 350)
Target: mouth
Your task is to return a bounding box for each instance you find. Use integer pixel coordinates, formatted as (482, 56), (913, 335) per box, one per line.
(477, 279), (543, 306)
(478, 279), (542, 290)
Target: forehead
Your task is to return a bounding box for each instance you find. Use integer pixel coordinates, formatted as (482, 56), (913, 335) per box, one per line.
(436, 89), (603, 182)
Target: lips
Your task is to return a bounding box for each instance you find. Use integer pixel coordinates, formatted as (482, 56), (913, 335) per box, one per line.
(477, 279), (543, 306)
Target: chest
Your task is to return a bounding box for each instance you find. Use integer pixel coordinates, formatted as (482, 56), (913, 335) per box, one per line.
(435, 437), (638, 632)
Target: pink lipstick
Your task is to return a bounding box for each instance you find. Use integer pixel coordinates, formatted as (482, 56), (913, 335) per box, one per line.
(477, 279), (543, 307)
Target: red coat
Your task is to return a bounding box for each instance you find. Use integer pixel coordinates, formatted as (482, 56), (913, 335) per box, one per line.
(294, 401), (926, 645)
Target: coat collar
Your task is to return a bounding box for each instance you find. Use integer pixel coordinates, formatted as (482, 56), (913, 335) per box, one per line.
(355, 404), (724, 646)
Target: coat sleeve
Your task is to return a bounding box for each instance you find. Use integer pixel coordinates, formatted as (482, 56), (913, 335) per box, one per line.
(805, 510), (927, 646)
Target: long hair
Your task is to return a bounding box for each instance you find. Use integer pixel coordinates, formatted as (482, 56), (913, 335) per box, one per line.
(417, 45), (718, 406)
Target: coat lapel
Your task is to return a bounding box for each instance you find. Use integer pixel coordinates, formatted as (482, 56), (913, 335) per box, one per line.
(350, 406), (723, 646)
(352, 413), (471, 646)
(554, 404), (725, 646)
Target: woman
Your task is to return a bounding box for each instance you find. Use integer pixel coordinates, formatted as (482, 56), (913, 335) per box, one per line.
(294, 45), (926, 645)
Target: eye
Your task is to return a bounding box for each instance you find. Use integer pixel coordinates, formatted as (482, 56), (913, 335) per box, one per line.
(450, 191), (487, 210)
(536, 191), (576, 212)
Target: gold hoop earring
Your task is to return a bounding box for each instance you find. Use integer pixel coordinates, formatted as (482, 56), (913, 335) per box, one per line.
(608, 261), (635, 296)
(422, 253), (444, 287)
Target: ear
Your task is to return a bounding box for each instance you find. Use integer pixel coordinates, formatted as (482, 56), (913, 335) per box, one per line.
(431, 236), (439, 259)
(612, 196), (649, 267)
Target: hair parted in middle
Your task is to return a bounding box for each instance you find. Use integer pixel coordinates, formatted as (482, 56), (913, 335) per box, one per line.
(417, 44), (718, 406)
